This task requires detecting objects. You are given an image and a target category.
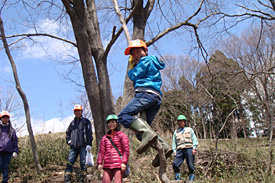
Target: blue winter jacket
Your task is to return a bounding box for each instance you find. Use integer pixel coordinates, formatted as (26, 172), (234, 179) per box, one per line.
(66, 116), (93, 149)
(128, 55), (165, 96)
(0, 123), (19, 153)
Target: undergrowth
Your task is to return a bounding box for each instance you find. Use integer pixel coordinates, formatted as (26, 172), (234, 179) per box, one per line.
(8, 133), (275, 182)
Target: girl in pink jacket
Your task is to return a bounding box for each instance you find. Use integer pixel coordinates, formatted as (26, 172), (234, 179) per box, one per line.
(97, 114), (129, 183)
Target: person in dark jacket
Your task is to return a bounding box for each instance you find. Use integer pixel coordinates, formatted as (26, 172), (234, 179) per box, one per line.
(97, 114), (129, 183)
(64, 105), (93, 183)
(0, 111), (18, 183)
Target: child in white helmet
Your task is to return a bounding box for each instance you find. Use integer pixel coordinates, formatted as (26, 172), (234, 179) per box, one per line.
(64, 105), (93, 183)
(0, 111), (19, 183)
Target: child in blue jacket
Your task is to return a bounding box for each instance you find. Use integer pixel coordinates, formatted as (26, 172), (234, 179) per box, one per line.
(0, 111), (18, 183)
(118, 39), (173, 167)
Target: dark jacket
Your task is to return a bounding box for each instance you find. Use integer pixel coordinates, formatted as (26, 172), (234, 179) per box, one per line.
(66, 116), (93, 149)
(0, 122), (19, 153)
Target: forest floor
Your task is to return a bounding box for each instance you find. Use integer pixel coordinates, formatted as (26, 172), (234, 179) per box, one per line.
(9, 137), (275, 183)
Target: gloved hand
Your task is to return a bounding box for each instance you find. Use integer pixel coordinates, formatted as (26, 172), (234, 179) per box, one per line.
(12, 152), (17, 158)
(128, 55), (137, 69)
(86, 145), (92, 152)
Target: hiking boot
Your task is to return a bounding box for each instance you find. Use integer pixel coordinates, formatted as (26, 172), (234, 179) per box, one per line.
(129, 118), (158, 154)
(79, 171), (86, 183)
(151, 136), (173, 167)
(79, 177), (86, 183)
(64, 172), (72, 183)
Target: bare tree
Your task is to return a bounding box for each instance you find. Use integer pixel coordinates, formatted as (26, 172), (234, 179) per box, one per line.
(0, 88), (21, 116)
(221, 25), (275, 174)
(0, 88), (25, 131)
(156, 55), (203, 131)
(0, 11), (42, 174)
(0, 0), (221, 146)
(195, 50), (248, 151)
(221, 0), (275, 22)
(1, 1), (223, 179)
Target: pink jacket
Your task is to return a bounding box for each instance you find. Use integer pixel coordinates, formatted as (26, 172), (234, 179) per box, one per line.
(97, 131), (129, 169)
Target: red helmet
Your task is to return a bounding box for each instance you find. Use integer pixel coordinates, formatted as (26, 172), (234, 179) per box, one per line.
(0, 111), (10, 118)
(73, 104), (83, 111)
(124, 39), (148, 55)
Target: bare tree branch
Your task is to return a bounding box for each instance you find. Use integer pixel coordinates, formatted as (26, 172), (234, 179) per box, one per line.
(104, 0), (142, 58)
(112, 0), (131, 44)
(221, 5), (275, 20)
(1, 33), (76, 46)
(146, 0), (213, 47)
(144, 0), (155, 19)
(0, 36), (28, 51)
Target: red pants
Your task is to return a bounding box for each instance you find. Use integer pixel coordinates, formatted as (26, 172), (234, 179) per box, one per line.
(102, 168), (123, 183)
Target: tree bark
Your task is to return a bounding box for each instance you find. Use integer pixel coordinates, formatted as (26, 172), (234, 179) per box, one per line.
(0, 16), (42, 174)
(120, 0), (172, 181)
(61, 0), (114, 148)
(267, 77), (274, 174)
(201, 113), (207, 139)
(121, 0), (155, 107)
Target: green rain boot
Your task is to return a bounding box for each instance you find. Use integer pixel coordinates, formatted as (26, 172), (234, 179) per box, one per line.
(129, 118), (158, 154)
(151, 136), (173, 167)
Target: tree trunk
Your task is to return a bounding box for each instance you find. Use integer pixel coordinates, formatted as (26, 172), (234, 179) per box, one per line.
(201, 115), (207, 139)
(0, 16), (42, 174)
(121, 0), (147, 107)
(267, 81), (274, 174)
(242, 125), (247, 138)
(121, 1), (171, 181)
(232, 116), (237, 139)
(209, 122), (212, 139)
(61, 0), (114, 148)
(121, 0), (155, 106)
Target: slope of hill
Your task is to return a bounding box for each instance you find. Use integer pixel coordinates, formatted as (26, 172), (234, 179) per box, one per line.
(9, 133), (274, 183)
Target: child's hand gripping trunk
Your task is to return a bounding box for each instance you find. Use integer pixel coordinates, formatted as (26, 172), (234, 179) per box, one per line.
(128, 55), (137, 69)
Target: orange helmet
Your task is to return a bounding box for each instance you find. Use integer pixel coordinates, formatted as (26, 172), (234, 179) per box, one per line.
(73, 104), (83, 111)
(0, 111), (10, 118)
(124, 39), (148, 55)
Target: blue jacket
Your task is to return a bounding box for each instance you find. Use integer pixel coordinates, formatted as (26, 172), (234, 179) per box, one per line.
(128, 55), (165, 96)
(66, 116), (93, 149)
(0, 123), (19, 153)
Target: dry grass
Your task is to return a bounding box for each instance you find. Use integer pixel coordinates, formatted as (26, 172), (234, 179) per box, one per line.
(8, 133), (275, 183)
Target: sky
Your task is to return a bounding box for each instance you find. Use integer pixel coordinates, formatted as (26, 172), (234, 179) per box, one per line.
(0, 0), (255, 137)
(0, 16), (186, 137)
